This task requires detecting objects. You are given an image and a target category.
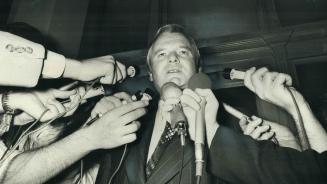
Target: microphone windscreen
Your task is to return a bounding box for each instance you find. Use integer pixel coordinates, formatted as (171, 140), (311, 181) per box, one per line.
(223, 68), (232, 80)
(188, 72), (212, 90)
(127, 65), (139, 77)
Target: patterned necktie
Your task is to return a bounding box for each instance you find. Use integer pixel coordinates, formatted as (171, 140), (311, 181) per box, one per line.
(145, 122), (176, 178)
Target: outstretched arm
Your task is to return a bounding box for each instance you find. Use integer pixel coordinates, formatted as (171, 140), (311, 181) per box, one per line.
(1, 100), (148, 184)
(244, 67), (327, 152)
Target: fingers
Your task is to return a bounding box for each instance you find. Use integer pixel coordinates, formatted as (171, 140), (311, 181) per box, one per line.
(244, 67), (256, 92)
(238, 116), (247, 132)
(51, 89), (77, 99)
(117, 108), (147, 125)
(243, 117), (262, 135)
(104, 96), (122, 107)
(103, 100), (149, 119)
(273, 73), (292, 87)
(250, 124), (270, 139)
(183, 88), (201, 102)
(91, 96), (118, 118)
(194, 88), (216, 102)
(41, 103), (59, 121)
(162, 98), (179, 112)
(64, 94), (81, 117)
(100, 60), (127, 84)
(258, 132), (275, 140)
(113, 92), (132, 103)
(121, 133), (137, 144)
(180, 88), (201, 111)
(59, 81), (79, 90)
(121, 121), (141, 135)
(47, 99), (66, 115)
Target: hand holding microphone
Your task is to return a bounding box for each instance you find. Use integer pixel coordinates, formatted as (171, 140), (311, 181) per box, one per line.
(224, 67), (300, 114)
(161, 82), (188, 146)
(224, 67), (310, 150)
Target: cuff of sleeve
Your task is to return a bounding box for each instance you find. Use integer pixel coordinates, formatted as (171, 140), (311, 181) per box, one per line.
(42, 51), (66, 78)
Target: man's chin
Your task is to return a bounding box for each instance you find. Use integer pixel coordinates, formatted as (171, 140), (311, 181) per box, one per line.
(168, 78), (187, 89)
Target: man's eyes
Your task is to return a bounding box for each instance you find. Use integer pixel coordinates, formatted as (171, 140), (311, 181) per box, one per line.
(157, 52), (166, 57)
(179, 49), (190, 55)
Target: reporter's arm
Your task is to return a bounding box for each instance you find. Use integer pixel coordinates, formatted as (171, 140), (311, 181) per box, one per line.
(1, 127), (98, 184)
(1, 100), (148, 184)
(286, 90), (327, 153)
(0, 31), (126, 87)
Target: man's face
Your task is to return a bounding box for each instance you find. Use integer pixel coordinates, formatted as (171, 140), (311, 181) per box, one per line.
(148, 32), (197, 91)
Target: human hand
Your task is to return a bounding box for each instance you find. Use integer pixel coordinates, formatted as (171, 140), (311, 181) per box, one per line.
(239, 116), (274, 141)
(90, 92), (133, 119)
(77, 56), (127, 84)
(10, 89), (77, 123)
(180, 88), (219, 147)
(244, 67), (304, 115)
(239, 115), (301, 150)
(83, 100), (149, 150)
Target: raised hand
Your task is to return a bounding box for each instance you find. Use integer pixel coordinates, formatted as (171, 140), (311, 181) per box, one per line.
(82, 100), (149, 149)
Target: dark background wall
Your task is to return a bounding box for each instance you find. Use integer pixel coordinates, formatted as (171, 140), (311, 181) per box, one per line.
(2, 0), (326, 58)
(1, 0), (327, 129)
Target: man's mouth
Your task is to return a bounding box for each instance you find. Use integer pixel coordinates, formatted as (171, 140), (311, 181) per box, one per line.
(167, 69), (180, 74)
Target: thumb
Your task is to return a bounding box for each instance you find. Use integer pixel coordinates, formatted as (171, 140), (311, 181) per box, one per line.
(238, 116), (247, 132)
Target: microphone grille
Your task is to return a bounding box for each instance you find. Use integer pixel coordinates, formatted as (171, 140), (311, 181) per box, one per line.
(188, 72), (212, 90)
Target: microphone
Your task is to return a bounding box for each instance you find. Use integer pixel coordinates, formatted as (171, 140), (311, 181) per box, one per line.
(161, 82), (187, 146)
(223, 68), (245, 80)
(188, 72), (211, 181)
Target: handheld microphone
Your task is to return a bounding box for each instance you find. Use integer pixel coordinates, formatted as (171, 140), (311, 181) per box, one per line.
(161, 82), (187, 146)
(223, 68), (245, 80)
(188, 72), (211, 181)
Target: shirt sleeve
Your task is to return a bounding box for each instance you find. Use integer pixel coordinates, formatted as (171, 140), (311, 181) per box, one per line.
(42, 51), (66, 79)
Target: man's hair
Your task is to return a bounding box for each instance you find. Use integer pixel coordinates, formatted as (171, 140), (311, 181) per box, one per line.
(146, 24), (200, 70)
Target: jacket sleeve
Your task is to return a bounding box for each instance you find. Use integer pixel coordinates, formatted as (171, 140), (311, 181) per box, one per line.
(208, 126), (327, 184)
(0, 31), (65, 87)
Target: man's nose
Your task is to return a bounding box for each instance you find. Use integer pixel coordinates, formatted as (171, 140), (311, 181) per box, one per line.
(168, 52), (179, 63)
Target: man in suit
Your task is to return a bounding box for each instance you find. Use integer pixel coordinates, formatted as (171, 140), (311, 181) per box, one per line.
(93, 24), (238, 184)
(93, 24), (327, 184)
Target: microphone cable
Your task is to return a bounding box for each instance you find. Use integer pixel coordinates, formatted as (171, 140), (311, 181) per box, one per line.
(108, 144), (128, 184)
(259, 30), (310, 150)
(176, 121), (187, 184)
(177, 143), (185, 184)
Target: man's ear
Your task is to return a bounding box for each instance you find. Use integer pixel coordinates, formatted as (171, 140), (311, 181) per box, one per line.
(148, 72), (153, 81)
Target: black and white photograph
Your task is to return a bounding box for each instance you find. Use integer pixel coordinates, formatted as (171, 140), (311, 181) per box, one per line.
(0, 0), (326, 183)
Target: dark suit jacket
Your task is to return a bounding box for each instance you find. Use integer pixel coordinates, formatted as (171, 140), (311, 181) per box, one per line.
(209, 126), (327, 184)
(95, 99), (238, 184)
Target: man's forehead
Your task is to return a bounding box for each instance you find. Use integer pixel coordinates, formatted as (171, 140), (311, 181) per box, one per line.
(152, 32), (191, 50)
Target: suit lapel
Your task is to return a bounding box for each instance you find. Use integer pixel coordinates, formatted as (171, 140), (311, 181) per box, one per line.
(145, 137), (194, 184)
(125, 105), (157, 184)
